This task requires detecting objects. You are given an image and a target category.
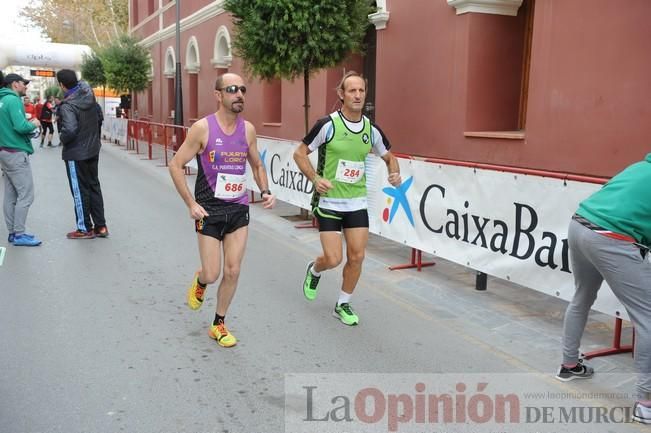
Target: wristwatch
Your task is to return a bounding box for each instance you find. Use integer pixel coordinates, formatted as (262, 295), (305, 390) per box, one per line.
(260, 189), (272, 196)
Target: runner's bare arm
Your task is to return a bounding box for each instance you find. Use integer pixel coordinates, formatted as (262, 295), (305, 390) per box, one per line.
(381, 151), (402, 186)
(245, 121), (275, 209)
(169, 119), (210, 218)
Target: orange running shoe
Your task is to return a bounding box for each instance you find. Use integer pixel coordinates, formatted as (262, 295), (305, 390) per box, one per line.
(208, 322), (237, 347)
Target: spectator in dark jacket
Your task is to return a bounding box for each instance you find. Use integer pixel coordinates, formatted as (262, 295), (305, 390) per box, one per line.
(53, 96), (61, 132)
(56, 69), (109, 239)
(95, 102), (104, 137)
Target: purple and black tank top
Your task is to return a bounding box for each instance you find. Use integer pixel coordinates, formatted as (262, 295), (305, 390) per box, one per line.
(194, 114), (249, 216)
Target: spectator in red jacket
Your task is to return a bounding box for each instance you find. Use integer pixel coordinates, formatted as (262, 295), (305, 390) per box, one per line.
(34, 97), (43, 119)
(23, 96), (35, 121)
(39, 96), (55, 147)
(34, 98), (44, 137)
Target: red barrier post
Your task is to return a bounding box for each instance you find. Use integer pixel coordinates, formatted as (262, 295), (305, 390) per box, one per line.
(136, 122), (142, 154)
(147, 124), (153, 160)
(126, 120), (133, 150)
(125, 119), (131, 147)
(582, 317), (634, 359)
(163, 125), (170, 167)
(295, 216), (318, 229)
(389, 248), (435, 272)
(131, 121), (137, 151)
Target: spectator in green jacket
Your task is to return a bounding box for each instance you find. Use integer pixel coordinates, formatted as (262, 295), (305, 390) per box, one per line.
(557, 153), (651, 423)
(0, 73), (42, 246)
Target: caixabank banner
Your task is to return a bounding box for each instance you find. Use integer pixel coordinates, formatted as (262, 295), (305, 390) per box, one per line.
(253, 138), (624, 319)
(247, 137), (317, 209)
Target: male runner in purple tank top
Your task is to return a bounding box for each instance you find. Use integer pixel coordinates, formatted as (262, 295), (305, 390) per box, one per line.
(169, 73), (275, 347)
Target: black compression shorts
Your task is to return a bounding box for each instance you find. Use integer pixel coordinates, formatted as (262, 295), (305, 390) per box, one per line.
(314, 207), (369, 232)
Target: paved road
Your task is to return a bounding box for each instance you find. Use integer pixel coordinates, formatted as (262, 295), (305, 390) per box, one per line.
(0, 141), (642, 433)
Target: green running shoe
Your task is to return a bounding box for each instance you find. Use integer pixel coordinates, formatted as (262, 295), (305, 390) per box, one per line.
(333, 302), (359, 326)
(303, 261), (320, 301)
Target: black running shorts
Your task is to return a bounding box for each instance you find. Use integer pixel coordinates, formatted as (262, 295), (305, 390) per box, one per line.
(42, 122), (54, 134)
(314, 207), (369, 232)
(195, 208), (249, 240)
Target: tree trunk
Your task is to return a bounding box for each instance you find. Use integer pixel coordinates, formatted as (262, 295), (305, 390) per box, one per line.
(106, 0), (121, 38)
(301, 68), (311, 219)
(303, 68), (310, 135)
(89, 14), (102, 47)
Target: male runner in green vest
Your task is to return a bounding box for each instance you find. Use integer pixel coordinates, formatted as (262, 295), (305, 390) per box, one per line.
(294, 71), (401, 326)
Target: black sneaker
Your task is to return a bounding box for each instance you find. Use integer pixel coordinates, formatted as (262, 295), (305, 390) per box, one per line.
(633, 402), (651, 424)
(555, 359), (594, 382)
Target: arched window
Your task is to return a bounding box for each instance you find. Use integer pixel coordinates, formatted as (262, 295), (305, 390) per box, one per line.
(164, 47), (175, 119)
(147, 54), (154, 81)
(185, 36), (200, 73)
(369, 0), (390, 30)
(448, 0), (523, 16)
(164, 47), (175, 78)
(185, 36), (200, 120)
(211, 26), (233, 69)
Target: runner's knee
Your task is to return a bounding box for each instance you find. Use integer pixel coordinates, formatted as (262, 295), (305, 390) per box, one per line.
(222, 264), (241, 281)
(346, 249), (365, 266)
(201, 268), (221, 284)
(322, 252), (342, 269)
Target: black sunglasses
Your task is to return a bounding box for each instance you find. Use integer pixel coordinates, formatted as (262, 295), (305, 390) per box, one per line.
(219, 85), (247, 94)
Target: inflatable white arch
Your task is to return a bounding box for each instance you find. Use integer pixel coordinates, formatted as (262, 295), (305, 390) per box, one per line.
(0, 42), (92, 69)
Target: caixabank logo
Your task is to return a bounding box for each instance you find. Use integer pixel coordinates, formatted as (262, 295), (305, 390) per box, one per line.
(381, 176), (415, 226)
(259, 148), (268, 170)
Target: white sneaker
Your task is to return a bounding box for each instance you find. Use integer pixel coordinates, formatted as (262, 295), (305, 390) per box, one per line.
(633, 402), (651, 424)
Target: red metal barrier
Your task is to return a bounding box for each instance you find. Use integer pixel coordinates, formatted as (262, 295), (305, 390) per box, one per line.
(389, 248), (435, 272)
(295, 216), (318, 229)
(583, 318), (634, 360)
(166, 124), (188, 172)
(147, 124), (153, 160)
(144, 121), (169, 164)
(127, 120), (150, 155)
(126, 119), (189, 169)
(126, 121), (136, 151)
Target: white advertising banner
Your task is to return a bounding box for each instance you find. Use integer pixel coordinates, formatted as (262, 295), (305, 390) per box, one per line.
(104, 117), (128, 145)
(0, 42), (92, 69)
(249, 137), (316, 209)
(252, 139), (625, 319)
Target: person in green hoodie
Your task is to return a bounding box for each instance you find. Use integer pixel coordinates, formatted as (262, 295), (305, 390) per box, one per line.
(556, 153), (651, 423)
(0, 73), (42, 247)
